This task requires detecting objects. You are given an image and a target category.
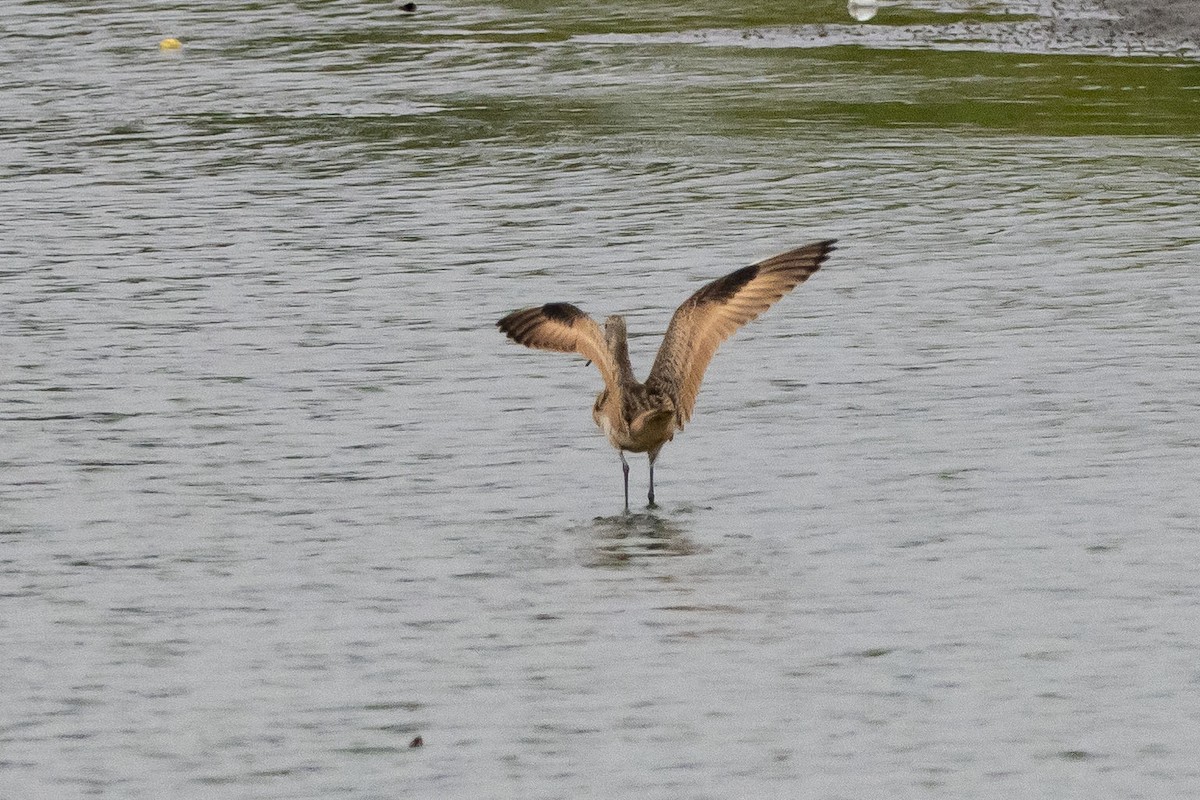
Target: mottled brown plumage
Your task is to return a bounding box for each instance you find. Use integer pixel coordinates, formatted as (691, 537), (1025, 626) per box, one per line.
(498, 240), (835, 508)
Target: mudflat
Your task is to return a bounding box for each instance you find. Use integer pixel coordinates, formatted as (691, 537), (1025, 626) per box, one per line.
(1098, 0), (1200, 45)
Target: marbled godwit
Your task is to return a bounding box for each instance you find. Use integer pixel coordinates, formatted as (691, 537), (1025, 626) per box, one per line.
(498, 240), (835, 509)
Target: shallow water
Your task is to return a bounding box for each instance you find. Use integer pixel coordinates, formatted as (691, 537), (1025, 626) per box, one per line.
(3, 1), (1200, 797)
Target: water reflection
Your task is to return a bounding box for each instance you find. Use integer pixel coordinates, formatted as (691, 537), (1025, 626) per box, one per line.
(580, 511), (702, 566)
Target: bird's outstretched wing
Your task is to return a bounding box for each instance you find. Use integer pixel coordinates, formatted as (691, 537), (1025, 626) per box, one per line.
(646, 239), (835, 427)
(497, 303), (619, 391)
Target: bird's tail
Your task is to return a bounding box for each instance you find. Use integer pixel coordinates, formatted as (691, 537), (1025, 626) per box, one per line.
(631, 408), (676, 442)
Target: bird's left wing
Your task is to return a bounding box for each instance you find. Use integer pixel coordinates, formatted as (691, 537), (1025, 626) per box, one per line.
(497, 303), (619, 392)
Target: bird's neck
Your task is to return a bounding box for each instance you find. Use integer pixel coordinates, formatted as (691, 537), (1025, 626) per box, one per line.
(605, 315), (637, 385)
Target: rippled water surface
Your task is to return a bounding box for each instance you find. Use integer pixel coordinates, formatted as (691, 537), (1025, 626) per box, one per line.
(4, 1), (1200, 797)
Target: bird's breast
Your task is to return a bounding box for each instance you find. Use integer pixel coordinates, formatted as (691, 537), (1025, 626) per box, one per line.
(593, 393), (626, 449)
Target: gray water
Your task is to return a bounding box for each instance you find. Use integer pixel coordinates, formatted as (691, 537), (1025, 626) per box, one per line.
(3, 2), (1200, 797)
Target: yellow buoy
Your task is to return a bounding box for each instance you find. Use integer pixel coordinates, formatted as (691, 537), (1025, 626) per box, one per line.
(159, 37), (182, 51)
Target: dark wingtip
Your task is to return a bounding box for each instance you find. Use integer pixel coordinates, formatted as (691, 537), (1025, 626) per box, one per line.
(497, 309), (520, 332)
(497, 307), (532, 340)
(782, 238), (837, 273)
(816, 238), (837, 264)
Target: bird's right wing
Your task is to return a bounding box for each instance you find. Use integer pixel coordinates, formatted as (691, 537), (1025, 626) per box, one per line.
(497, 303), (619, 391)
(646, 240), (835, 427)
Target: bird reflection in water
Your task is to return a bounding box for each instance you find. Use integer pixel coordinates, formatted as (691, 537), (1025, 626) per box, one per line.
(581, 510), (702, 567)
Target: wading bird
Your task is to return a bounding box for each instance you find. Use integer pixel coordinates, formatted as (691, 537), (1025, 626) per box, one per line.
(498, 240), (835, 510)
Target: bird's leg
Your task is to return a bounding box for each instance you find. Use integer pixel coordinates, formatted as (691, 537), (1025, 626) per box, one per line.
(620, 451), (630, 512)
(647, 451), (658, 508)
